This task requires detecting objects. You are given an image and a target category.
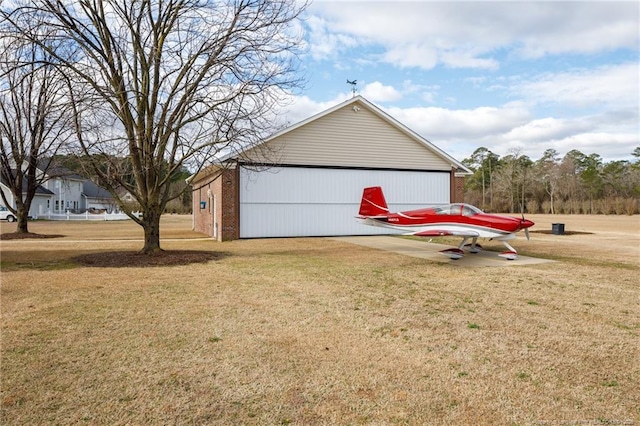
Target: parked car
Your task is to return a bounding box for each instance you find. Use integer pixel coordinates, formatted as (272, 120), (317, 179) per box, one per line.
(0, 205), (16, 222)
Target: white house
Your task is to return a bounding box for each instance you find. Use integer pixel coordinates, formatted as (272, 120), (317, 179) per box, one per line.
(42, 170), (85, 213)
(190, 96), (472, 240)
(1, 160), (116, 217)
(0, 177), (54, 218)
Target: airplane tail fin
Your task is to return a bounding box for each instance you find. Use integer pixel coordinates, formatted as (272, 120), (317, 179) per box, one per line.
(359, 186), (389, 216)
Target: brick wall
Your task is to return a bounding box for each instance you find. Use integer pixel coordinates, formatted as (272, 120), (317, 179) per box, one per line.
(192, 174), (218, 238)
(191, 166), (240, 241)
(219, 167), (239, 241)
(453, 175), (465, 203)
(450, 169), (466, 203)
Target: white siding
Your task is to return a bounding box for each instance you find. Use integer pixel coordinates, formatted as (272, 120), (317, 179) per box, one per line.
(0, 184), (15, 209)
(45, 177), (84, 212)
(239, 166), (450, 238)
(0, 183), (52, 218)
(31, 195), (52, 218)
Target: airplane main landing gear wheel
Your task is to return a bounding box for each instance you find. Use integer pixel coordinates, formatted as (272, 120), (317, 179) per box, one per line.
(439, 248), (464, 260)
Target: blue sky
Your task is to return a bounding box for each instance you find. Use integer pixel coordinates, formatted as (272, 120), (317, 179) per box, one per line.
(279, 0), (639, 163)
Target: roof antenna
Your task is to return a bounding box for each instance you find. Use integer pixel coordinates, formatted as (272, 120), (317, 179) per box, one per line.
(346, 79), (357, 98)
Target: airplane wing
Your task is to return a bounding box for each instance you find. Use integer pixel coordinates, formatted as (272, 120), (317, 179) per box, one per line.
(411, 229), (480, 238)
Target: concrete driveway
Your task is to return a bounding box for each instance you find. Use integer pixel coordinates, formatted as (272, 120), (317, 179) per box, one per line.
(331, 235), (555, 267)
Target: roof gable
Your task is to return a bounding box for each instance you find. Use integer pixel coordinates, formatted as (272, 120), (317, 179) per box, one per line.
(241, 96), (471, 173)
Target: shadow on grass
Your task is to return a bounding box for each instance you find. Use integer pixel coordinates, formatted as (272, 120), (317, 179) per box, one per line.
(0, 232), (65, 240)
(72, 250), (230, 268)
(1, 250), (229, 271)
(529, 230), (594, 235)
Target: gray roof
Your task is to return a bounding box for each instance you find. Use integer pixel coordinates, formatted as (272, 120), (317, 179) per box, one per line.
(82, 180), (113, 199)
(0, 171), (55, 195)
(37, 158), (85, 180)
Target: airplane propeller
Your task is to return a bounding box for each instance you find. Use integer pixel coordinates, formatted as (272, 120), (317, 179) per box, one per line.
(520, 203), (531, 240)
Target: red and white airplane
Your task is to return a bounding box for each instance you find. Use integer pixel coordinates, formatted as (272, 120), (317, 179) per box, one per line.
(356, 186), (535, 260)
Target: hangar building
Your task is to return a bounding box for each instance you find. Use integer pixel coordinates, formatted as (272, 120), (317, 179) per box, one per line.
(190, 96), (471, 241)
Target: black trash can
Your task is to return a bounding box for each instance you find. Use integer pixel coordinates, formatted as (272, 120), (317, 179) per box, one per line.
(552, 223), (565, 235)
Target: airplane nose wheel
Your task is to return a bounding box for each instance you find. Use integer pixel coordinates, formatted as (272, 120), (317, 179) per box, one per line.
(499, 240), (518, 260)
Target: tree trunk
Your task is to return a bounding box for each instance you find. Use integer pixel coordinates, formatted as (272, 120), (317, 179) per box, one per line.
(16, 213), (29, 234)
(141, 208), (162, 254)
(481, 170), (486, 210)
(15, 203), (30, 234)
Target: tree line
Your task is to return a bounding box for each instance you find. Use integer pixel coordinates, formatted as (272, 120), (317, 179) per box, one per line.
(462, 147), (640, 215)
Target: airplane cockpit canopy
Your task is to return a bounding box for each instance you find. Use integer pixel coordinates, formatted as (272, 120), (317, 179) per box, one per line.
(433, 203), (483, 216)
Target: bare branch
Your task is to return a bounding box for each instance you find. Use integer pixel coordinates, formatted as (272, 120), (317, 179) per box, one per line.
(2, 0), (307, 251)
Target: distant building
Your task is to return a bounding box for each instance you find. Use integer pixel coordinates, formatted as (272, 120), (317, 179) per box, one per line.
(82, 180), (118, 212)
(0, 172), (55, 217)
(0, 160), (116, 217)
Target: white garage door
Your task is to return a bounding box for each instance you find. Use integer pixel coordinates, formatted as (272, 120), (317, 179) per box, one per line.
(239, 166), (451, 238)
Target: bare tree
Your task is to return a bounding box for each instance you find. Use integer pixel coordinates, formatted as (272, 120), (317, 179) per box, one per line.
(0, 30), (76, 233)
(536, 148), (561, 214)
(491, 148), (532, 213)
(2, 0), (307, 253)
(467, 147), (499, 211)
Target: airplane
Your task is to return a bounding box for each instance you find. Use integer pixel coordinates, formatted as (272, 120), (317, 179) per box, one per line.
(356, 186), (535, 260)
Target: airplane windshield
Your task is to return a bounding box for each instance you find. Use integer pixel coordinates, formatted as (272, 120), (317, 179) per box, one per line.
(434, 204), (483, 216)
(462, 204), (483, 216)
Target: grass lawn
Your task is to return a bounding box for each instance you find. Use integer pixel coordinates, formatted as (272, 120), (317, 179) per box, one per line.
(1, 215), (639, 425)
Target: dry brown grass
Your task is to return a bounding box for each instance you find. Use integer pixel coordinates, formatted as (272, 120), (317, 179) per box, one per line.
(1, 215), (639, 425)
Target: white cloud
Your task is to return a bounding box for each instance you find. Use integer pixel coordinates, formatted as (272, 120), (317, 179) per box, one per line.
(511, 62), (640, 109)
(275, 93), (353, 127)
(275, 93), (637, 162)
(383, 103), (638, 161)
(385, 104), (532, 140)
(305, 15), (360, 61)
(439, 49), (499, 70)
(286, 0), (640, 163)
(306, 1), (639, 70)
(513, 4), (640, 58)
(473, 114), (638, 161)
(504, 117), (592, 143)
(382, 43), (439, 70)
(360, 81), (402, 103)
(522, 132), (640, 161)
